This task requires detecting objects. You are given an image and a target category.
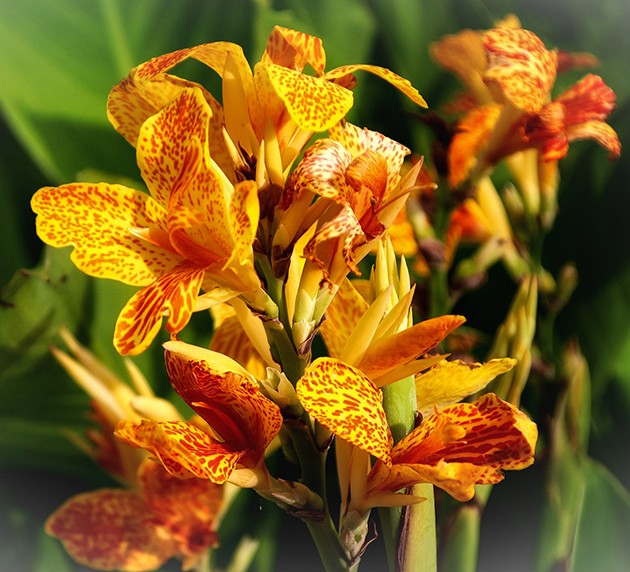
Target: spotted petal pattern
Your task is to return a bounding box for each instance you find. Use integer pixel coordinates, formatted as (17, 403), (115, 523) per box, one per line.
(165, 348), (282, 461)
(483, 28), (557, 112)
(45, 489), (175, 571)
(116, 419), (243, 483)
(297, 358), (392, 464)
(368, 393), (537, 501)
(262, 26), (326, 74)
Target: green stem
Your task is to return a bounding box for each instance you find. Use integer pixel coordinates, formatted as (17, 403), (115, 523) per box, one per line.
(402, 484), (437, 572)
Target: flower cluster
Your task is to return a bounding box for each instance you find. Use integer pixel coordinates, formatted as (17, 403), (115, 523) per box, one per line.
(34, 25), (550, 572)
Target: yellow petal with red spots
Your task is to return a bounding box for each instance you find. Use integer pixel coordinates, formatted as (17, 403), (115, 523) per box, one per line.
(114, 261), (206, 355)
(448, 104), (502, 188)
(323, 64), (427, 108)
(483, 28), (557, 112)
(115, 419), (243, 483)
(370, 393), (537, 501)
(227, 180), (260, 268)
(138, 460), (222, 559)
(45, 489), (175, 571)
(297, 358), (392, 465)
(415, 358), (516, 417)
(358, 315), (466, 380)
(262, 26), (326, 75)
(137, 88), (215, 209)
(320, 278), (369, 358)
(565, 120), (621, 160)
(164, 346), (282, 460)
(31, 183), (178, 286)
(264, 63), (353, 131)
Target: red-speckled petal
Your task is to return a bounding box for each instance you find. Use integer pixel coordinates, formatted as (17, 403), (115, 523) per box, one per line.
(137, 88), (215, 209)
(565, 120), (621, 160)
(297, 358), (392, 464)
(138, 460), (222, 559)
(329, 122), (409, 192)
(262, 26), (326, 74)
(415, 358), (516, 417)
(164, 350), (282, 460)
(287, 139), (352, 202)
(227, 180), (260, 267)
(431, 30), (487, 95)
(115, 419), (243, 483)
(31, 183), (178, 286)
(265, 63), (353, 131)
(319, 278), (369, 358)
(370, 393), (537, 500)
(359, 315), (466, 380)
(45, 489), (174, 571)
(483, 28), (558, 112)
(114, 261), (206, 355)
(447, 104), (502, 188)
(323, 64), (427, 108)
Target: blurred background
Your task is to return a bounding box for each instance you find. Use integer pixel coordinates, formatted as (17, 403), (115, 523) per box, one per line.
(1, 0), (629, 570)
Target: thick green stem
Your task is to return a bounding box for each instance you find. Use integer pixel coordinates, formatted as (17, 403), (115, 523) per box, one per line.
(402, 484), (437, 572)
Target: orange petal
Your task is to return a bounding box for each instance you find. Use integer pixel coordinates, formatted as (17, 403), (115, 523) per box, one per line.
(323, 64), (427, 108)
(114, 261), (206, 355)
(358, 315), (466, 380)
(372, 393), (537, 500)
(262, 26), (326, 75)
(115, 419), (243, 483)
(297, 358), (392, 464)
(319, 278), (369, 358)
(164, 349), (282, 460)
(566, 120), (621, 160)
(138, 88), (215, 209)
(264, 63), (353, 131)
(31, 183), (178, 286)
(415, 358), (516, 417)
(138, 460), (222, 559)
(45, 489), (174, 571)
(483, 28), (557, 112)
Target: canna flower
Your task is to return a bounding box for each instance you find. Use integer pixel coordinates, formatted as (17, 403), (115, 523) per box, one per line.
(116, 341), (283, 488)
(46, 330), (223, 571)
(32, 88), (265, 355)
(283, 122), (425, 349)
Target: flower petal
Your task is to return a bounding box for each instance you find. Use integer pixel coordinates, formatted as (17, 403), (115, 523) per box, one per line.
(483, 28), (557, 112)
(138, 460), (222, 559)
(264, 63), (353, 131)
(319, 278), (369, 358)
(415, 358), (516, 417)
(358, 315), (466, 380)
(297, 358), (391, 464)
(164, 344), (282, 460)
(323, 64), (427, 108)
(45, 489), (174, 571)
(262, 26), (326, 75)
(114, 261), (206, 355)
(115, 419), (242, 483)
(31, 183), (178, 286)
(565, 120), (621, 160)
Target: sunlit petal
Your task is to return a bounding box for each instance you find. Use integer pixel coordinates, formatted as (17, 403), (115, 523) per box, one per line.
(262, 26), (326, 74)
(297, 358), (392, 464)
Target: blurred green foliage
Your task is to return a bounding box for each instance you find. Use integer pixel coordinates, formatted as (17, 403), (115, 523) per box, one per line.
(1, 0), (628, 570)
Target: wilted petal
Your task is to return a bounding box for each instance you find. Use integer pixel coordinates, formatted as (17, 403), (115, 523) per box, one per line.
(114, 261), (206, 355)
(45, 489), (174, 571)
(415, 358), (516, 417)
(297, 358), (392, 464)
(31, 183), (178, 286)
(358, 315), (466, 380)
(483, 28), (557, 112)
(138, 460), (222, 559)
(262, 26), (326, 74)
(116, 419), (243, 483)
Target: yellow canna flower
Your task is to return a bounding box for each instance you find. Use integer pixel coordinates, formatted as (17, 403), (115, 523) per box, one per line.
(32, 89), (265, 355)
